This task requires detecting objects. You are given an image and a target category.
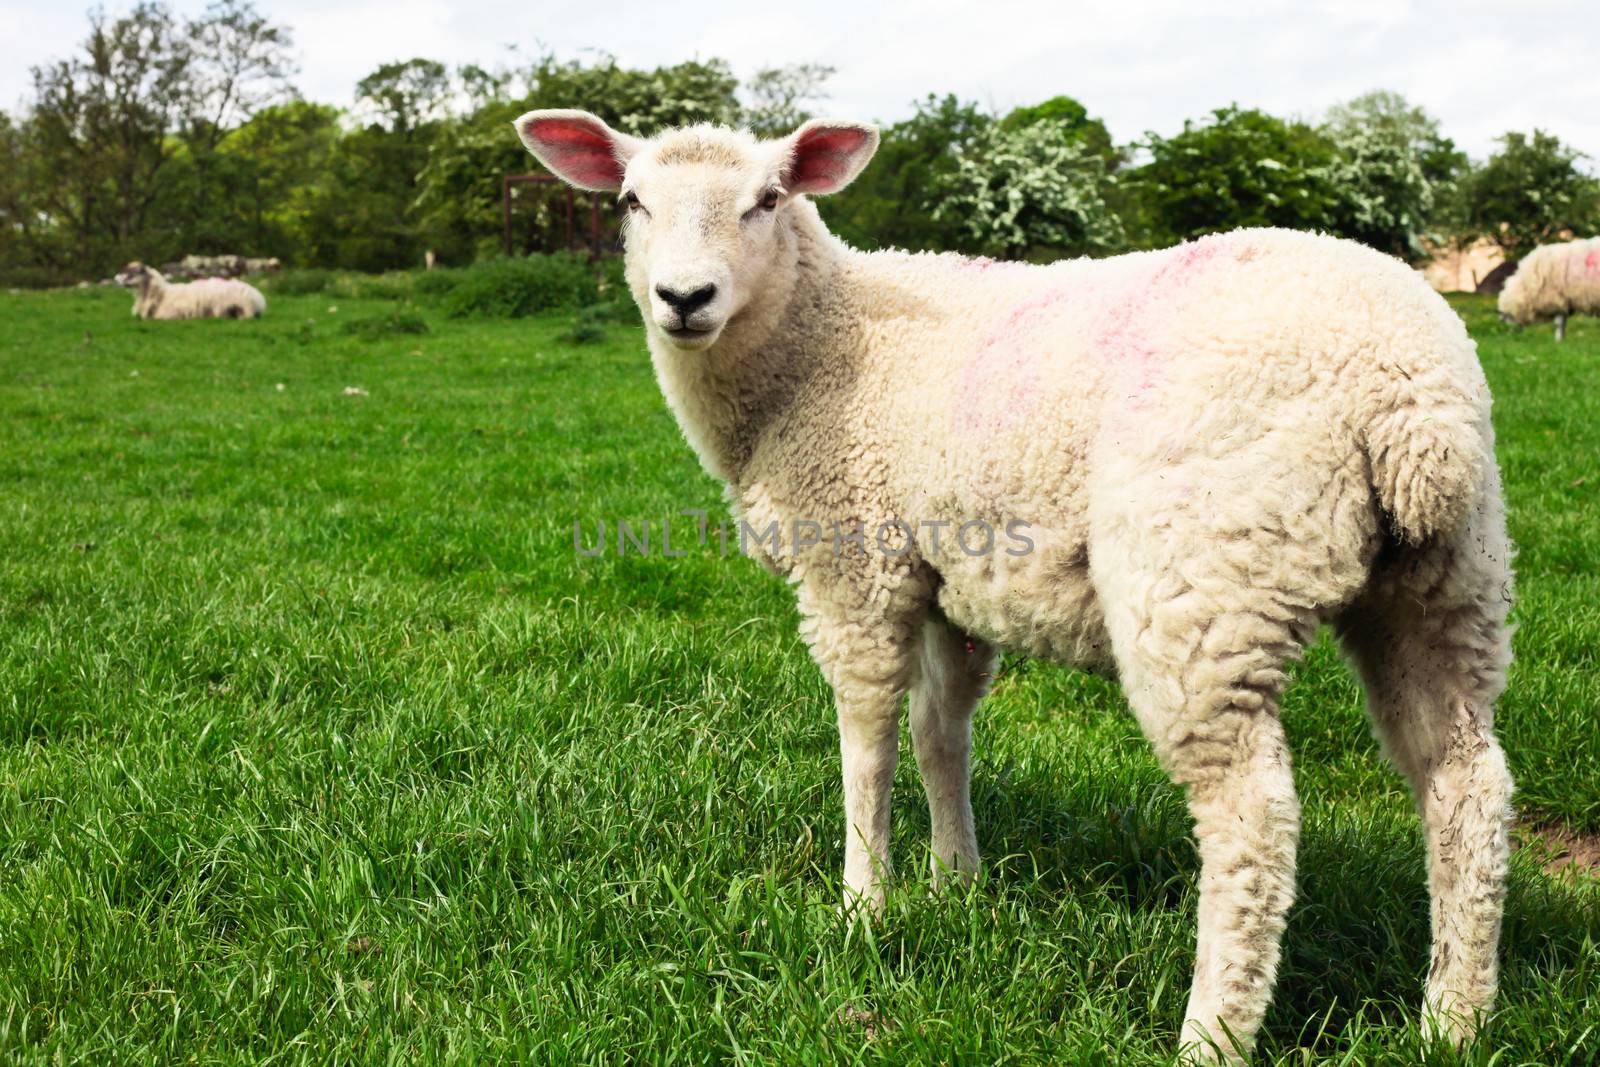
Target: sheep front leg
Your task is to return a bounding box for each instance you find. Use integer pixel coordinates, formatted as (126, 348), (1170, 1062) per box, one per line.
(909, 614), (995, 887)
(1555, 313), (1566, 341)
(836, 677), (902, 911)
(800, 590), (919, 914)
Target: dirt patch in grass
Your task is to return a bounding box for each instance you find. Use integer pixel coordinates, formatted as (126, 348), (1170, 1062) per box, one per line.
(835, 1004), (893, 1042)
(1516, 822), (1600, 877)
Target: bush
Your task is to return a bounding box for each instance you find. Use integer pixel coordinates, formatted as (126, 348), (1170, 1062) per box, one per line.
(333, 272), (414, 301)
(412, 267), (465, 297)
(591, 299), (639, 324)
(340, 308), (430, 340)
(0, 264), (82, 289)
(559, 317), (609, 345)
(597, 256), (629, 299)
(557, 300), (638, 345)
(269, 269), (335, 295)
(441, 254), (599, 319)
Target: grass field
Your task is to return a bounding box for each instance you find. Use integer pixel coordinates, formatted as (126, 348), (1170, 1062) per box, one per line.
(1, 282), (1597, 1064)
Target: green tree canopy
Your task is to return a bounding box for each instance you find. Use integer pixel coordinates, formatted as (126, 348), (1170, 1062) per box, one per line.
(414, 54), (744, 263)
(931, 120), (1123, 259)
(742, 63), (835, 139)
(356, 58), (450, 136)
(1135, 106), (1340, 245)
(1000, 95), (1122, 170)
(1458, 130), (1600, 256)
(820, 94), (993, 252)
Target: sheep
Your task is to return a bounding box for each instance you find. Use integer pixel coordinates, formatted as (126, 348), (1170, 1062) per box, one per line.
(1497, 236), (1600, 340)
(514, 110), (1515, 1062)
(114, 261), (266, 320)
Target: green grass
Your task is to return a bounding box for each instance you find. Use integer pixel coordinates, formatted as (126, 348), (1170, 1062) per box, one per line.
(1, 284), (1596, 1064)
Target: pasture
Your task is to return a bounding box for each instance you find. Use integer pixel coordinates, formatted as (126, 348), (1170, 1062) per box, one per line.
(1, 281), (1597, 1064)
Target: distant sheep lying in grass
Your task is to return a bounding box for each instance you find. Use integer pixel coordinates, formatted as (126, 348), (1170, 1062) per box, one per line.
(114, 261), (266, 321)
(1498, 236), (1600, 340)
(516, 110), (1515, 1062)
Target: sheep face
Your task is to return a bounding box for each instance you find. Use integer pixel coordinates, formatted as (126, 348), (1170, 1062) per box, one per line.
(515, 110), (878, 352)
(114, 262), (150, 288)
(1496, 270), (1535, 325)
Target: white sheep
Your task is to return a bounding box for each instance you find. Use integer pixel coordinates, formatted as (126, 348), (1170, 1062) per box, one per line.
(1497, 236), (1600, 340)
(515, 110), (1515, 1062)
(114, 261), (266, 320)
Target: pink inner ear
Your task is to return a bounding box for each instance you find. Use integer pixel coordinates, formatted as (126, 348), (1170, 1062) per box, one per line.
(788, 127), (870, 194)
(524, 117), (624, 188)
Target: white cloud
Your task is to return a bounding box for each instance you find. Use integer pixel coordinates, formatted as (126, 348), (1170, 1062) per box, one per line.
(1, 0), (1596, 161)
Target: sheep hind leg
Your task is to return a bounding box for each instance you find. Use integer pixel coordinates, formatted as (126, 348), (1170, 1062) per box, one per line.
(908, 613), (995, 888)
(1337, 549), (1514, 1046)
(1099, 559), (1311, 1062)
(1166, 651), (1302, 1064)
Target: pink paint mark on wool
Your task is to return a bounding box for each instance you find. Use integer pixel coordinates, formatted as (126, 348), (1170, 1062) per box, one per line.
(952, 287), (1075, 435)
(1092, 234), (1230, 401)
(1586, 249), (1600, 274)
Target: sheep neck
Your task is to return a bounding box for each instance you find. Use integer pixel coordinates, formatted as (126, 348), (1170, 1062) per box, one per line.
(136, 271), (166, 318)
(645, 202), (860, 488)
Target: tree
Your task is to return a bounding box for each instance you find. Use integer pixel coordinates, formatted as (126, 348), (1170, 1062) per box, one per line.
(183, 0), (297, 150)
(177, 0), (297, 255)
(1317, 91), (1466, 260)
(1000, 95), (1122, 170)
(26, 2), (195, 266)
(1324, 90), (1465, 187)
(1321, 123), (1437, 260)
(201, 100), (340, 261)
(930, 120), (1123, 259)
(357, 58), (451, 137)
(820, 94), (993, 252)
(8, 0), (298, 276)
(1457, 130), (1600, 257)
(1134, 106), (1340, 245)
(458, 62), (512, 111)
(415, 54), (744, 262)
(743, 63), (835, 138)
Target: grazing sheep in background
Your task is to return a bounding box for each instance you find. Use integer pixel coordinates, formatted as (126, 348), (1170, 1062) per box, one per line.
(114, 261), (266, 320)
(516, 110), (1515, 1062)
(1497, 236), (1600, 340)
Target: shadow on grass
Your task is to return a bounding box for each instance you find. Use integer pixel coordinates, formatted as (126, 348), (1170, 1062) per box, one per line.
(919, 769), (1600, 1056)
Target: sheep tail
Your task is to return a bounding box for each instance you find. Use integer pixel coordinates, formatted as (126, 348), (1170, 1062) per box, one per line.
(1361, 360), (1489, 544)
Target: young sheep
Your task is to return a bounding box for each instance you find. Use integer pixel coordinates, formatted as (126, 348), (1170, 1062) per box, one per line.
(516, 111), (1515, 1062)
(114, 261), (266, 320)
(1497, 236), (1600, 340)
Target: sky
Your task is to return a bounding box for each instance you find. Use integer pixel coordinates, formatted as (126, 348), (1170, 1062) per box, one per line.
(3, 0), (1598, 163)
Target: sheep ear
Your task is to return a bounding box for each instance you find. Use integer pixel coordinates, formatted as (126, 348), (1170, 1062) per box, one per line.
(514, 109), (642, 192)
(776, 120), (880, 196)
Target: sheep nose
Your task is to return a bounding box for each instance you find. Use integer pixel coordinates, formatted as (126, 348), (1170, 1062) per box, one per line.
(655, 284), (717, 317)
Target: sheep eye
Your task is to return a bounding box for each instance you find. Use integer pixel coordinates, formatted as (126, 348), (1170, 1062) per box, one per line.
(743, 189), (781, 222)
(623, 191), (644, 214)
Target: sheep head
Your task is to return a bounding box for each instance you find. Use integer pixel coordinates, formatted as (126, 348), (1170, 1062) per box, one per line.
(514, 109), (878, 351)
(114, 261), (152, 288)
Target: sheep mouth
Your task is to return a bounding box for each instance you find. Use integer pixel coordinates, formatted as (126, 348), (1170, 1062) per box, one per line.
(662, 323), (722, 349)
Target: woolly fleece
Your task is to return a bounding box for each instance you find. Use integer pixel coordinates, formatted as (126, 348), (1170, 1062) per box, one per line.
(1498, 236), (1600, 338)
(517, 115), (1516, 1064)
(115, 262), (266, 320)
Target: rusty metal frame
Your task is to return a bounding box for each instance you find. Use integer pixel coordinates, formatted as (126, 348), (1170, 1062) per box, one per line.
(502, 174), (604, 259)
